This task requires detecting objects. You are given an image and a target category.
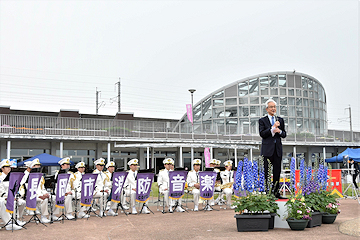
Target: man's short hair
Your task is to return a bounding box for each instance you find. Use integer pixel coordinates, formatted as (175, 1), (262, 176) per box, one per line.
(265, 99), (277, 108)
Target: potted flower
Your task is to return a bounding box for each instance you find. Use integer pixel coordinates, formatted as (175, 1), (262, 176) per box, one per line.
(232, 158), (278, 232)
(319, 192), (340, 224)
(233, 192), (273, 232)
(285, 196), (312, 231)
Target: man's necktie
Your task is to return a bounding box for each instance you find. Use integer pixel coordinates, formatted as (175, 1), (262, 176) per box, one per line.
(272, 116), (275, 126)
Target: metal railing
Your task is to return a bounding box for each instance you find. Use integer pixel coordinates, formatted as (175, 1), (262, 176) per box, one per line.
(0, 114), (358, 143)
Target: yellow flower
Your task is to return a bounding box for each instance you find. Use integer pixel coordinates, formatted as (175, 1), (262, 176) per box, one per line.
(301, 197), (305, 202)
(291, 198), (295, 203)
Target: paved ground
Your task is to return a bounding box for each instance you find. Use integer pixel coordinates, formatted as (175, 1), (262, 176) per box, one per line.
(1, 198), (359, 240)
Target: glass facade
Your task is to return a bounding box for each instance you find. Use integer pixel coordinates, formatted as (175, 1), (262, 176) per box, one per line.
(182, 72), (327, 135)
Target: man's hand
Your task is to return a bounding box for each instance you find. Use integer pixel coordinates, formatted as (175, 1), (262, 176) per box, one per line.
(132, 188), (136, 191)
(274, 120), (280, 128)
(274, 128), (281, 134)
(65, 191), (72, 196)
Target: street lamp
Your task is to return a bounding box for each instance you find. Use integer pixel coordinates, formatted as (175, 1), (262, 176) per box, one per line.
(188, 89), (196, 139)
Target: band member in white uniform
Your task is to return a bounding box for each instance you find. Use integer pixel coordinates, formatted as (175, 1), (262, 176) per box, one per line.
(209, 159), (222, 206)
(53, 157), (76, 220)
(0, 196), (23, 230)
(92, 158), (110, 217)
(123, 159), (150, 214)
(220, 160), (235, 209)
(72, 161), (89, 218)
(157, 158), (185, 213)
(0, 159), (26, 225)
(20, 159), (51, 223)
(104, 161), (118, 216)
(186, 159), (202, 211)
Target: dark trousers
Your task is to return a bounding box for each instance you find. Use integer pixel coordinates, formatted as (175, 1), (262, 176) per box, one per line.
(264, 149), (282, 196)
(353, 172), (359, 189)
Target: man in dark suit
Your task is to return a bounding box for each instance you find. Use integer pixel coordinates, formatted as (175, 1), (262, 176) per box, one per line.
(259, 99), (286, 198)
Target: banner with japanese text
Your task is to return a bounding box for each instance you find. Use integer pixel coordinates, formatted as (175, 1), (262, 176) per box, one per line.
(136, 173), (154, 203)
(5, 172), (25, 213)
(55, 173), (70, 209)
(111, 172), (128, 203)
(80, 174), (98, 207)
(25, 173), (42, 211)
(199, 171), (217, 200)
(169, 171), (187, 200)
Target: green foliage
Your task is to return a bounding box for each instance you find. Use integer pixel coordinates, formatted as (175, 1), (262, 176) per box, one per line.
(232, 192), (279, 215)
(285, 195), (312, 220)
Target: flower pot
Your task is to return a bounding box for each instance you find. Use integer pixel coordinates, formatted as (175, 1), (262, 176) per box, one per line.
(322, 213), (337, 224)
(286, 218), (309, 231)
(268, 213), (277, 229)
(306, 212), (322, 228)
(234, 214), (271, 232)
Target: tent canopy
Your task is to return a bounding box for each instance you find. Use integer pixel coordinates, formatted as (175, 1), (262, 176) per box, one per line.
(17, 153), (74, 167)
(325, 148), (360, 163)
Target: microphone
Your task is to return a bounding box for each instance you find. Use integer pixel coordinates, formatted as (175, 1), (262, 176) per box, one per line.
(274, 114), (279, 122)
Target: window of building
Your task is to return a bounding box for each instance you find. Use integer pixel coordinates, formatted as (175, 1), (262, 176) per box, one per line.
(224, 107), (237, 117)
(288, 89), (294, 96)
(249, 78), (259, 95)
(225, 98), (237, 105)
(238, 82), (249, 96)
(270, 75), (278, 87)
(302, 77), (308, 89)
(280, 97), (287, 105)
(270, 88), (278, 95)
(239, 106), (249, 117)
(250, 97), (259, 104)
(288, 97), (295, 105)
(303, 90), (308, 97)
(279, 75), (286, 87)
(296, 89), (302, 96)
(213, 90), (224, 98)
(239, 97), (248, 104)
(213, 99), (224, 106)
(250, 106), (260, 116)
(296, 98), (302, 106)
(280, 88), (287, 95)
(213, 107), (225, 118)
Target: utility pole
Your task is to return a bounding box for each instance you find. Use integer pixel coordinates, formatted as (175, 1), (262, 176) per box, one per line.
(96, 87), (100, 115)
(345, 105), (353, 142)
(115, 78), (121, 112)
(96, 87), (105, 115)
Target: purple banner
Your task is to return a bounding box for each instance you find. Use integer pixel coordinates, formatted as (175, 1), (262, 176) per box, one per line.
(80, 174), (98, 207)
(199, 171), (217, 200)
(136, 173), (154, 203)
(26, 173), (42, 211)
(55, 173), (70, 209)
(169, 171), (188, 200)
(111, 172), (128, 203)
(6, 172), (25, 213)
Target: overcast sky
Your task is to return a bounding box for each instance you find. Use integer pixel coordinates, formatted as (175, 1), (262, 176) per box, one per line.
(0, 0), (359, 131)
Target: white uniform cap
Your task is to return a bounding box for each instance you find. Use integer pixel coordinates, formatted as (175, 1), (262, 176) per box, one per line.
(224, 160), (233, 167)
(216, 160), (221, 165)
(209, 159), (217, 165)
(163, 158), (174, 165)
(106, 161), (116, 168)
(94, 158), (106, 166)
(58, 157), (71, 165)
(75, 161), (86, 168)
(30, 158), (41, 168)
(128, 158), (139, 166)
(192, 159), (202, 165)
(0, 159), (11, 168)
